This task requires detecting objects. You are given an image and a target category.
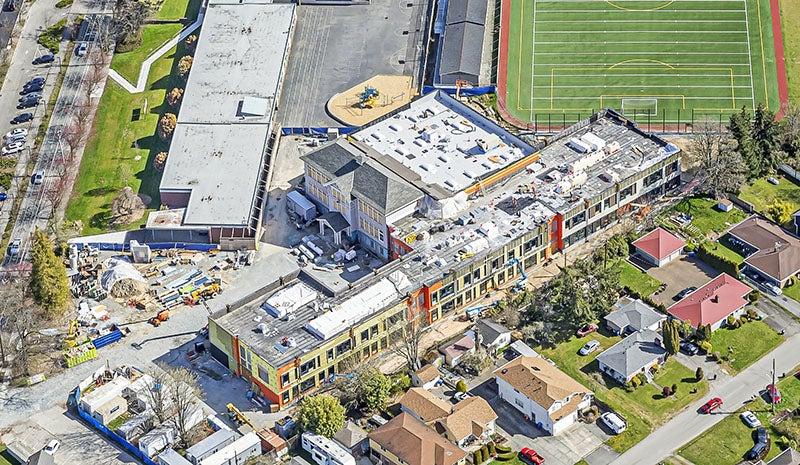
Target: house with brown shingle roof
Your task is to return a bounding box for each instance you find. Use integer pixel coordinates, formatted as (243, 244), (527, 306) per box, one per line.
(399, 387), (452, 423)
(368, 413), (467, 465)
(494, 356), (592, 435)
(436, 396), (497, 448)
(411, 364), (442, 390)
(729, 216), (800, 288)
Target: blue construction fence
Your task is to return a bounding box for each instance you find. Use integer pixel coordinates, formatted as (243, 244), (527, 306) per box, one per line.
(71, 387), (159, 465)
(281, 127), (359, 136)
(72, 242), (219, 252)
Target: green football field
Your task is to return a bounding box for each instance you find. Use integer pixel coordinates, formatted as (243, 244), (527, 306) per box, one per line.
(501, 0), (781, 126)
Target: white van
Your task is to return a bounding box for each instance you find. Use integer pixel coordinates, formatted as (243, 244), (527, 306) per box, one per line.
(600, 411), (627, 434)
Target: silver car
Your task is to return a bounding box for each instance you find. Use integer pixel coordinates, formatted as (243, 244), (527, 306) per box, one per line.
(579, 339), (600, 356)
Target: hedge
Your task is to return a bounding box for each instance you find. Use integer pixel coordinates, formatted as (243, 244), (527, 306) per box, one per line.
(494, 451), (517, 461)
(697, 242), (740, 277)
(495, 444), (512, 454)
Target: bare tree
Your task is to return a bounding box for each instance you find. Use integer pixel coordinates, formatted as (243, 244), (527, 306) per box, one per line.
(111, 0), (151, 49)
(0, 284), (25, 367)
(691, 119), (746, 197)
(10, 307), (42, 377)
(165, 367), (202, 448)
(144, 369), (170, 424)
(390, 310), (425, 372)
(84, 48), (110, 103)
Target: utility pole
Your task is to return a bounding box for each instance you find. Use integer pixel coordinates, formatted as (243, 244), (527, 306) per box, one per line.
(772, 358), (777, 414)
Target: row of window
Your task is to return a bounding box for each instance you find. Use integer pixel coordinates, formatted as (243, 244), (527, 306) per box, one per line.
(359, 216), (385, 242)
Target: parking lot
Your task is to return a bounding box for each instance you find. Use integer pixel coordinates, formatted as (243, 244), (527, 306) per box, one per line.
(278, 0), (426, 127)
(648, 255), (720, 307)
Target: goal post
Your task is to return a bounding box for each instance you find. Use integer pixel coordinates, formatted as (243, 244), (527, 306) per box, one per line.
(621, 98), (658, 116)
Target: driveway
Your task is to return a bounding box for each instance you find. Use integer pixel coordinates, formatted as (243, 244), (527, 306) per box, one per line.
(647, 255), (720, 307)
(754, 297), (800, 336)
(470, 378), (613, 465)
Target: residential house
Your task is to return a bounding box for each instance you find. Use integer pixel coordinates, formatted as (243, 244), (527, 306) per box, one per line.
(761, 447), (800, 465)
(729, 217), (800, 288)
(201, 432), (261, 465)
(334, 421), (368, 456)
(667, 273), (751, 330)
(604, 297), (666, 335)
(596, 329), (667, 384)
(494, 356), (592, 435)
(79, 376), (131, 425)
(436, 397), (497, 448)
(26, 451), (55, 465)
(475, 319), (512, 354)
(440, 335), (475, 368)
(412, 364), (442, 390)
(157, 449), (192, 465)
(399, 387), (452, 423)
(632, 227), (685, 267)
(368, 413), (467, 465)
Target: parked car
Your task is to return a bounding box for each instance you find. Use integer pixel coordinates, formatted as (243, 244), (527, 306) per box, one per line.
(4, 133), (26, 144)
(0, 192), (8, 201)
(756, 426), (768, 443)
(32, 53), (54, 65)
(5, 128), (28, 140)
(680, 341), (699, 356)
(600, 412), (627, 434)
(762, 282), (782, 296)
(8, 239), (20, 257)
(699, 397), (723, 414)
(43, 439), (60, 455)
(676, 286), (697, 300)
(2, 142), (24, 155)
(740, 411), (761, 428)
(768, 177), (780, 185)
(2, 0), (15, 11)
(19, 92), (41, 102)
(75, 42), (87, 57)
(27, 76), (45, 86)
(747, 442), (769, 461)
(11, 113), (33, 124)
(17, 98), (40, 109)
(519, 448), (545, 465)
(577, 323), (598, 338)
(766, 384), (782, 404)
(31, 170), (44, 185)
(21, 82), (43, 94)
(579, 340), (600, 356)
(453, 391), (470, 402)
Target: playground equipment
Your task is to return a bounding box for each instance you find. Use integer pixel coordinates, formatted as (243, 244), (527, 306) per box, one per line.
(356, 86), (380, 109)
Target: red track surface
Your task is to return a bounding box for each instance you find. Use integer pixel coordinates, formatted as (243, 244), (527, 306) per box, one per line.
(495, 0), (533, 129)
(768, 0), (789, 118)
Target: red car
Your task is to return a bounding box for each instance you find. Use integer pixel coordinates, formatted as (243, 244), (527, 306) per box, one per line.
(767, 384), (782, 404)
(520, 447), (545, 465)
(577, 323), (598, 338)
(699, 397), (723, 414)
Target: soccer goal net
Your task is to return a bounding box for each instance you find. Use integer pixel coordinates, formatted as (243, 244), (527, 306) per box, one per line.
(621, 98), (658, 116)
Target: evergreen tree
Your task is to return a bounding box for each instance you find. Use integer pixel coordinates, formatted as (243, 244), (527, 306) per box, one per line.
(662, 320), (680, 355)
(297, 394), (345, 438)
(30, 229), (70, 315)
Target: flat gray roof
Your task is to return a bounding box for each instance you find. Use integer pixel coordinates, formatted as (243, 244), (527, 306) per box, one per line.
(161, 0), (295, 227)
(162, 124), (270, 226)
(178, 1), (295, 125)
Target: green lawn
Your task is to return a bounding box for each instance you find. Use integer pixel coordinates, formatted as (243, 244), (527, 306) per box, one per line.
(779, 0), (800, 102)
(539, 333), (708, 453)
(65, 41), (185, 234)
(156, 0), (202, 20)
(668, 198), (747, 238)
(617, 260), (662, 298)
(679, 366), (800, 465)
(708, 320), (784, 374)
(703, 241), (746, 265)
(500, 0), (779, 126)
(0, 444), (18, 465)
(783, 282), (800, 302)
(489, 457), (526, 465)
(739, 175), (800, 219)
(110, 24), (182, 83)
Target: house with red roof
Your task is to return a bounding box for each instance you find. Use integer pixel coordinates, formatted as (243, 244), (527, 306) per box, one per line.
(632, 227), (686, 267)
(667, 273), (751, 330)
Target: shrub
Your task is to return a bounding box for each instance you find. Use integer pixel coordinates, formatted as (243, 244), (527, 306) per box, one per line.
(158, 113), (177, 140)
(696, 367), (704, 381)
(456, 379), (468, 393)
(178, 55), (193, 77)
(746, 308), (759, 319)
(629, 376), (641, 388)
(487, 442), (496, 457)
(726, 315), (736, 326)
(166, 87), (184, 107)
(788, 276), (796, 287)
(748, 290), (762, 303)
(662, 386), (672, 397)
(37, 19), (67, 53)
(738, 317), (748, 326)
(697, 242), (740, 277)
(495, 444), (512, 454)
(473, 451), (481, 464)
(495, 451), (516, 461)
(699, 340), (712, 354)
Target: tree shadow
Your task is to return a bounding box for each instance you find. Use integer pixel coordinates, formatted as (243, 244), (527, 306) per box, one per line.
(85, 186), (117, 197)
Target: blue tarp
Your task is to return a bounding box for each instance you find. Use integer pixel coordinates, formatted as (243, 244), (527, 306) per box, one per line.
(92, 329), (123, 350)
(72, 388), (159, 465)
(422, 85), (496, 96)
(433, 0), (449, 34)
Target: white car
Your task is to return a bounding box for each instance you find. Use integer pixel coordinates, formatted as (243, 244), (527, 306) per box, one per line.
(8, 238), (20, 257)
(740, 411), (761, 428)
(453, 391), (470, 402)
(5, 133), (26, 144)
(600, 412), (627, 434)
(4, 128), (27, 140)
(43, 439), (60, 455)
(579, 339), (600, 356)
(2, 142), (23, 155)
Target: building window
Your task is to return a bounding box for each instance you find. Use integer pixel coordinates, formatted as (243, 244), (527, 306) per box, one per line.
(335, 339), (352, 356)
(282, 392), (290, 403)
(300, 359), (316, 376)
(239, 346), (252, 371)
(620, 184), (636, 200)
(258, 366), (269, 384)
(327, 349), (334, 361)
(281, 373), (290, 387)
(441, 283), (455, 298)
(604, 195), (615, 208)
(361, 329), (370, 342)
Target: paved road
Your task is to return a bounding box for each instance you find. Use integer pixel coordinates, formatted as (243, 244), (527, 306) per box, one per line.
(0, 0), (69, 246)
(611, 332), (800, 465)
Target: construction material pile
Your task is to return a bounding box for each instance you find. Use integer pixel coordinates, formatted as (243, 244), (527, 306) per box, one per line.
(100, 258), (148, 298)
